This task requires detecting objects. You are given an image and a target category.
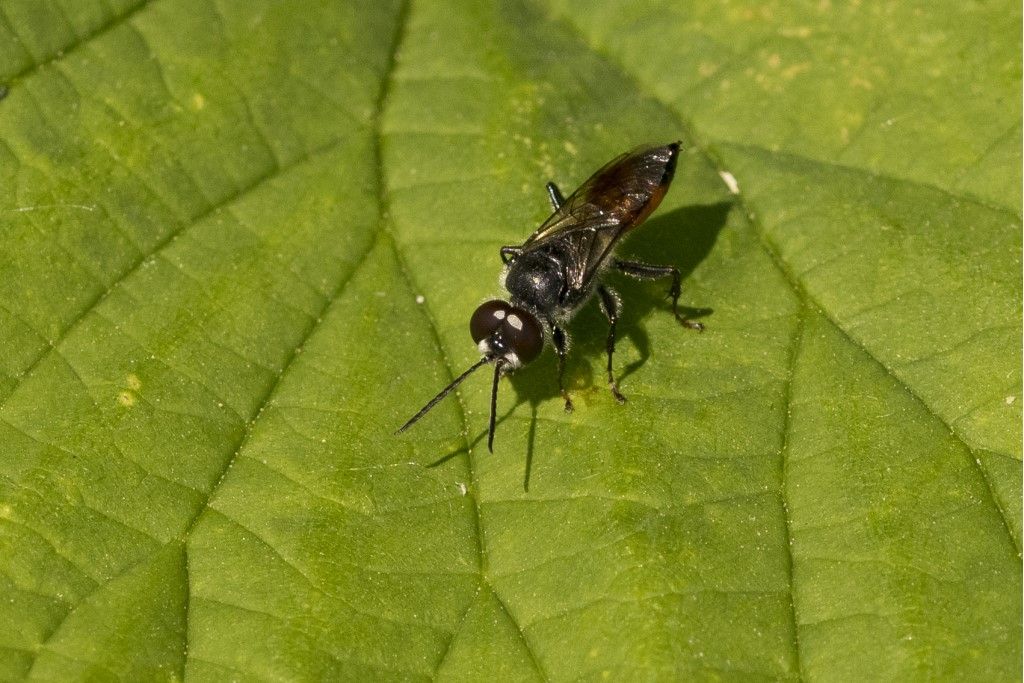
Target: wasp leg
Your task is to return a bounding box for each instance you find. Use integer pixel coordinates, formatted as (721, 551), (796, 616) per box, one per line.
(597, 285), (627, 404)
(546, 182), (565, 210)
(552, 325), (574, 412)
(500, 246), (523, 264)
(613, 259), (705, 331)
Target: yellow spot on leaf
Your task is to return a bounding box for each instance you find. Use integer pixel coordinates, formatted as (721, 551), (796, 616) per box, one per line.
(783, 63), (811, 79)
(117, 390), (136, 407)
(850, 75), (874, 90)
(780, 26), (813, 38)
(698, 61), (719, 77)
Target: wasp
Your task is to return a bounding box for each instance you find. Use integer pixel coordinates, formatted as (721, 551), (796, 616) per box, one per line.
(398, 142), (704, 451)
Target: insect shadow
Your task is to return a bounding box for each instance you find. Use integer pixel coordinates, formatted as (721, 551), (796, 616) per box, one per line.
(485, 200), (734, 488)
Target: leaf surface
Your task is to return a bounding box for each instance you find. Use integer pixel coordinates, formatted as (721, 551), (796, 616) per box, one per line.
(0, 0), (1019, 680)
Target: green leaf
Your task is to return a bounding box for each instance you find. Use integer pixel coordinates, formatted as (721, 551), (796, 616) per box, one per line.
(0, 0), (1018, 680)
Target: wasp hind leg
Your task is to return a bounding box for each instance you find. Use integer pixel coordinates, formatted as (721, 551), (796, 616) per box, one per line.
(551, 325), (573, 412)
(597, 285), (627, 404)
(613, 259), (705, 331)
(546, 182), (565, 210)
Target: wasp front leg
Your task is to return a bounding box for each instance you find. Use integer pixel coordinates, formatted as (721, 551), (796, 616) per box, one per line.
(500, 246), (523, 264)
(551, 325), (573, 412)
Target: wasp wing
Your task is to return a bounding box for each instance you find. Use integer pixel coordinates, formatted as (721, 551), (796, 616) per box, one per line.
(520, 142), (680, 292)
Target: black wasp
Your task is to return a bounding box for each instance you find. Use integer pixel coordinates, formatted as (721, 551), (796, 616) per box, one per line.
(398, 142), (704, 451)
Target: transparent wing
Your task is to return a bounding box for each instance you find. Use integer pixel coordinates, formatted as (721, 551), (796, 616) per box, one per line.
(520, 142), (680, 291)
(522, 142), (679, 249)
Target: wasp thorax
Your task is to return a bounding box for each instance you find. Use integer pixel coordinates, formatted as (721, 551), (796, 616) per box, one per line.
(504, 250), (564, 313)
(469, 300), (544, 367)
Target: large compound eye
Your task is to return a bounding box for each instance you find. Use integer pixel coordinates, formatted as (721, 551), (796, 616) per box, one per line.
(503, 307), (544, 364)
(469, 301), (545, 365)
(470, 300), (511, 343)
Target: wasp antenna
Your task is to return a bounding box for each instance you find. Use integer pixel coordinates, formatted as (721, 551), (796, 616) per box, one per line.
(487, 360), (504, 453)
(396, 357), (490, 434)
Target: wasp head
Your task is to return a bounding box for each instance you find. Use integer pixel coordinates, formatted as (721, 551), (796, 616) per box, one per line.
(394, 299), (545, 453)
(470, 300), (544, 368)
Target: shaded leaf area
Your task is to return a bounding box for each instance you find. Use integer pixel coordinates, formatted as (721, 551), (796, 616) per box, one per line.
(0, 1), (1018, 683)
(380, 0), (1020, 680)
(542, 0), (1023, 545)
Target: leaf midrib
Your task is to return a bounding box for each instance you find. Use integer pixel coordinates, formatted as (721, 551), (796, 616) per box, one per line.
(373, 4), (548, 678)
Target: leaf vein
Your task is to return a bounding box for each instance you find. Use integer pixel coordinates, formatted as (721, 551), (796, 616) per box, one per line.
(717, 140), (1022, 221)
(20, 203), (378, 679)
(208, 511), (451, 636)
(0, 516), (100, 586)
(2, 0), (152, 88)
(193, 595), (433, 680)
(777, 305), (807, 680)
(489, 586), (549, 681)
(0, 137), (347, 408)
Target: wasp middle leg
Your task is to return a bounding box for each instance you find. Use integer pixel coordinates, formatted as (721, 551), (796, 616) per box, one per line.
(597, 285), (627, 404)
(551, 324), (573, 412)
